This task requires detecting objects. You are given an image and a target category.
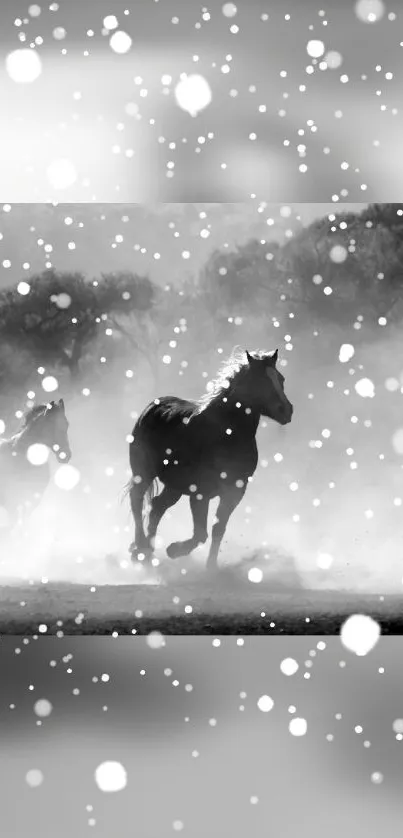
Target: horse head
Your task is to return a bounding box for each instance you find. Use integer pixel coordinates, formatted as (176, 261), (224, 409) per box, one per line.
(245, 349), (293, 426)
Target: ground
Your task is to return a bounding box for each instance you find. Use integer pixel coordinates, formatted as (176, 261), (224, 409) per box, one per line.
(0, 566), (402, 634)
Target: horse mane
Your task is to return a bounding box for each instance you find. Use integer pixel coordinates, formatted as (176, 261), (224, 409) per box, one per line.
(197, 345), (275, 412)
(21, 403), (49, 428)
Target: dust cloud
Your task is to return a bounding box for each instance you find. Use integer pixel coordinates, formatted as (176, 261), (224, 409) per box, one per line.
(1, 317), (403, 597)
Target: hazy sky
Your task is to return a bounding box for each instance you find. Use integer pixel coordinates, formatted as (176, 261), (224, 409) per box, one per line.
(0, 0), (401, 200)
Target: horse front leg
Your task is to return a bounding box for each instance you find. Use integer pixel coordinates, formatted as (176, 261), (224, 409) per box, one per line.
(167, 494), (209, 559)
(206, 485), (246, 572)
(148, 485), (181, 550)
(128, 479), (153, 562)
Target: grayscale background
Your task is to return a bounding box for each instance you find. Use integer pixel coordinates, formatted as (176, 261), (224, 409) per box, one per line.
(0, 0), (401, 201)
(1, 635), (403, 837)
(1, 0), (403, 833)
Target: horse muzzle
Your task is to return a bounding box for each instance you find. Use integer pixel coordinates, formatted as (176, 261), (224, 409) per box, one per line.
(279, 404), (294, 425)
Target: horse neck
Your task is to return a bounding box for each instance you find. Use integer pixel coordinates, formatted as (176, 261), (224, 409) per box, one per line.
(12, 423), (48, 455)
(205, 390), (261, 436)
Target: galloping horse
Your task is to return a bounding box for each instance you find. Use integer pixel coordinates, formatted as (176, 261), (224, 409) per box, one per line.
(126, 348), (294, 571)
(0, 399), (71, 531)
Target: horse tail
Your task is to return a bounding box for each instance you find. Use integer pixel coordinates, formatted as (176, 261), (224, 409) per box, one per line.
(121, 475), (159, 520)
(120, 478), (133, 504)
(144, 478), (159, 512)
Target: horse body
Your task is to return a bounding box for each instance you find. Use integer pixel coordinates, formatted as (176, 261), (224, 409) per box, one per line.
(0, 437), (50, 513)
(128, 348), (294, 571)
(132, 395), (259, 498)
(0, 399), (71, 531)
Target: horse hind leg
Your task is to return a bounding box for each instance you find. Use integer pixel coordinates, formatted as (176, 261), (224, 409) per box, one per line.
(129, 479), (153, 562)
(148, 485), (182, 550)
(205, 486), (246, 572)
(167, 494), (209, 560)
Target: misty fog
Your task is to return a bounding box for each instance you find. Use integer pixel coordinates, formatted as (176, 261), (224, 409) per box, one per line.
(1, 202), (403, 599)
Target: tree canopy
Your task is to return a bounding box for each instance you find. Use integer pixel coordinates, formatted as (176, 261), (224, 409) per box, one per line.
(0, 268), (156, 383)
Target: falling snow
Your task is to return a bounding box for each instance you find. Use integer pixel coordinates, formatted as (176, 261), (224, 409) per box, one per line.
(0, 0), (401, 201)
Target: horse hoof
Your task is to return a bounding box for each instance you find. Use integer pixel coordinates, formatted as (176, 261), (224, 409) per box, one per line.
(166, 542), (183, 560)
(129, 544), (152, 563)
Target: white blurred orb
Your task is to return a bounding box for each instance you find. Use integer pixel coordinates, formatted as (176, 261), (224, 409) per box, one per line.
(103, 15), (119, 29)
(5, 49), (42, 83)
(53, 26), (66, 40)
(34, 698), (53, 717)
(52, 293), (72, 309)
(339, 344), (355, 363)
(94, 761), (127, 792)
(174, 74), (212, 116)
(26, 769), (44, 787)
(355, 378), (375, 398)
(329, 244), (348, 263)
(42, 376), (58, 393)
(54, 464), (81, 491)
(248, 567), (263, 583)
(316, 552), (334, 570)
(17, 281), (31, 296)
(306, 40), (325, 58)
(385, 377), (399, 392)
(325, 50), (343, 69)
(289, 717), (307, 736)
(125, 102), (139, 116)
(222, 3), (238, 16)
(27, 444), (49, 466)
(257, 694), (274, 712)
(146, 631), (165, 649)
(340, 614), (381, 656)
(280, 658), (299, 676)
(109, 31), (132, 54)
(355, 0), (385, 23)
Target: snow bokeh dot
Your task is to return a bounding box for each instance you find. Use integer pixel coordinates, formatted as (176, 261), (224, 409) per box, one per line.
(289, 717), (308, 736)
(355, 0), (385, 23)
(94, 761), (127, 792)
(6, 49), (42, 83)
(174, 75), (212, 116)
(26, 769), (44, 788)
(42, 376), (59, 393)
(329, 245), (348, 264)
(340, 614), (381, 656)
(109, 31), (132, 54)
(257, 695), (274, 712)
(280, 658), (299, 676)
(306, 40), (325, 58)
(54, 464), (81, 491)
(27, 444), (50, 466)
(248, 567), (263, 583)
(34, 699), (53, 718)
(222, 3), (238, 16)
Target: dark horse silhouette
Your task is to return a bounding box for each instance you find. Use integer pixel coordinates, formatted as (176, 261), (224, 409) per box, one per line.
(0, 399), (71, 531)
(126, 348), (293, 571)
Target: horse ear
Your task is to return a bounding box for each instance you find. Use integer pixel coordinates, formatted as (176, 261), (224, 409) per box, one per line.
(269, 349), (278, 365)
(58, 398), (65, 412)
(246, 350), (255, 365)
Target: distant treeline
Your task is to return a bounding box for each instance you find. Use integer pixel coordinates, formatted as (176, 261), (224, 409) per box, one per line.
(1, 203), (402, 398)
